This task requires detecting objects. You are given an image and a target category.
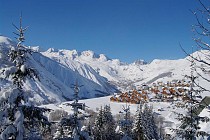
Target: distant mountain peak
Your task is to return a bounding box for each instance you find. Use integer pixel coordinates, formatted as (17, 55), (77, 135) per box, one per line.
(99, 54), (109, 61)
(133, 59), (147, 65)
(81, 50), (96, 58)
(46, 48), (58, 52)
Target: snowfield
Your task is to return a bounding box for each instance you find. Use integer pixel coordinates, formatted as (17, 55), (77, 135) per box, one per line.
(42, 95), (210, 139)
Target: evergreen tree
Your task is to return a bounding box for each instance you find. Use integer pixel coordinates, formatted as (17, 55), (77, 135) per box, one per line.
(55, 81), (90, 140)
(142, 104), (159, 140)
(0, 87), (26, 140)
(119, 104), (133, 140)
(85, 121), (93, 138)
(92, 105), (116, 140)
(93, 106), (104, 140)
(132, 103), (146, 140)
(0, 14), (50, 140)
(146, 106), (159, 140)
(103, 105), (116, 140)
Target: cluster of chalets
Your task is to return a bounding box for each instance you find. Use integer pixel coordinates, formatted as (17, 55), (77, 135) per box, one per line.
(110, 90), (149, 104)
(110, 80), (197, 104)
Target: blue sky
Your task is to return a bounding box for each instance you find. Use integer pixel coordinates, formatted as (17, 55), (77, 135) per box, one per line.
(0, 0), (207, 63)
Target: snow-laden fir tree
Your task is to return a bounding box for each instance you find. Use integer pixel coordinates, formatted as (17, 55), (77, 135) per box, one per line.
(119, 104), (133, 140)
(54, 81), (90, 140)
(103, 105), (116, 140)
(84, 121), (93, 139)
(171, 51), (209, 139)
(132, 103), (146, 140)
(93, 106), (105, 140)
(93, 105), (116, 140)
(0, 14), (51, 140)
(142, 104), (159, 140)
(9, 14), (38, 88)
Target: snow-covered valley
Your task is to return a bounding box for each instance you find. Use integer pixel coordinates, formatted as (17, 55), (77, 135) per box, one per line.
(0, 35), (210, 139)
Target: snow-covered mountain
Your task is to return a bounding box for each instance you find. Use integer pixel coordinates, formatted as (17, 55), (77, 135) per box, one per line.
(0, 36), (117, 105)
(41, 49), (147, 90)
(42, 47), (210, 94)
(0, 35), (209, 105)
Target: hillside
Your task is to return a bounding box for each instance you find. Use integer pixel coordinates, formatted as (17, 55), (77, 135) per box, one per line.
(42, 47), (210, 97)
(0, 36), (117, 105)
(1, 35), (210, 105)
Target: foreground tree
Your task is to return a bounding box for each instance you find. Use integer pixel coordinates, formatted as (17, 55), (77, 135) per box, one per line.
(54, 81), (90, 140)
(119, 104), (133, 140)
(93, 105), (116, 140)
(172, 0), (210, 139)
(190, 0), (210, 81)
(93, 106), (105, 140)
(103, 105), (116, 140)
(132, 103), (146, 140)
(0, 14), (51, 139)
(171, 57), (209, 139)
(142, 104), (159, 140)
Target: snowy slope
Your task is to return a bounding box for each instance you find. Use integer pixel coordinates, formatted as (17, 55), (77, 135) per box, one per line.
(42, 95), (210, 139)
(1, 35), (210, 105)
(0, 36), (117, 105)
(42, 48), (210, 95)
(42, 49), (149, 91)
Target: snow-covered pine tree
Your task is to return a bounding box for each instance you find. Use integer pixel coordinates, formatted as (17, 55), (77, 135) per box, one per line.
(92, 105), (116, 140)
(119, 104), (133, 140)
(85, 121), (93, 138)
(9, 14), (38, 88)
(144, 104), (159, 140)
(55, 81), (90, 140)
(132, 103), (146, 140)
(140, 104), (159, 140)
(0, 87), (26, 140)
(103, 105), (116, 140)
(93, 106), (104, 140)
(171, 50), (209, 139)
(0, 14), (51, 140)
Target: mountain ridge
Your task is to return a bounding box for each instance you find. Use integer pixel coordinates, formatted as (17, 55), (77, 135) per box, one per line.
(1, 35), (210, 105)
(0, 36), (118, 105)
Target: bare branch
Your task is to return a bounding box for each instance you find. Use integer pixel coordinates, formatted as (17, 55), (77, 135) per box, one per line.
(12, 23), (20, 32)
(197, 0), (210, 14)
(195, 68), (210, 83)
(195, 38), (210, 49)
(180, 44), (209, 65)
(13, 32), (19, 37)
(194, 81), (210, 92)
(23, 26), (29, 32)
